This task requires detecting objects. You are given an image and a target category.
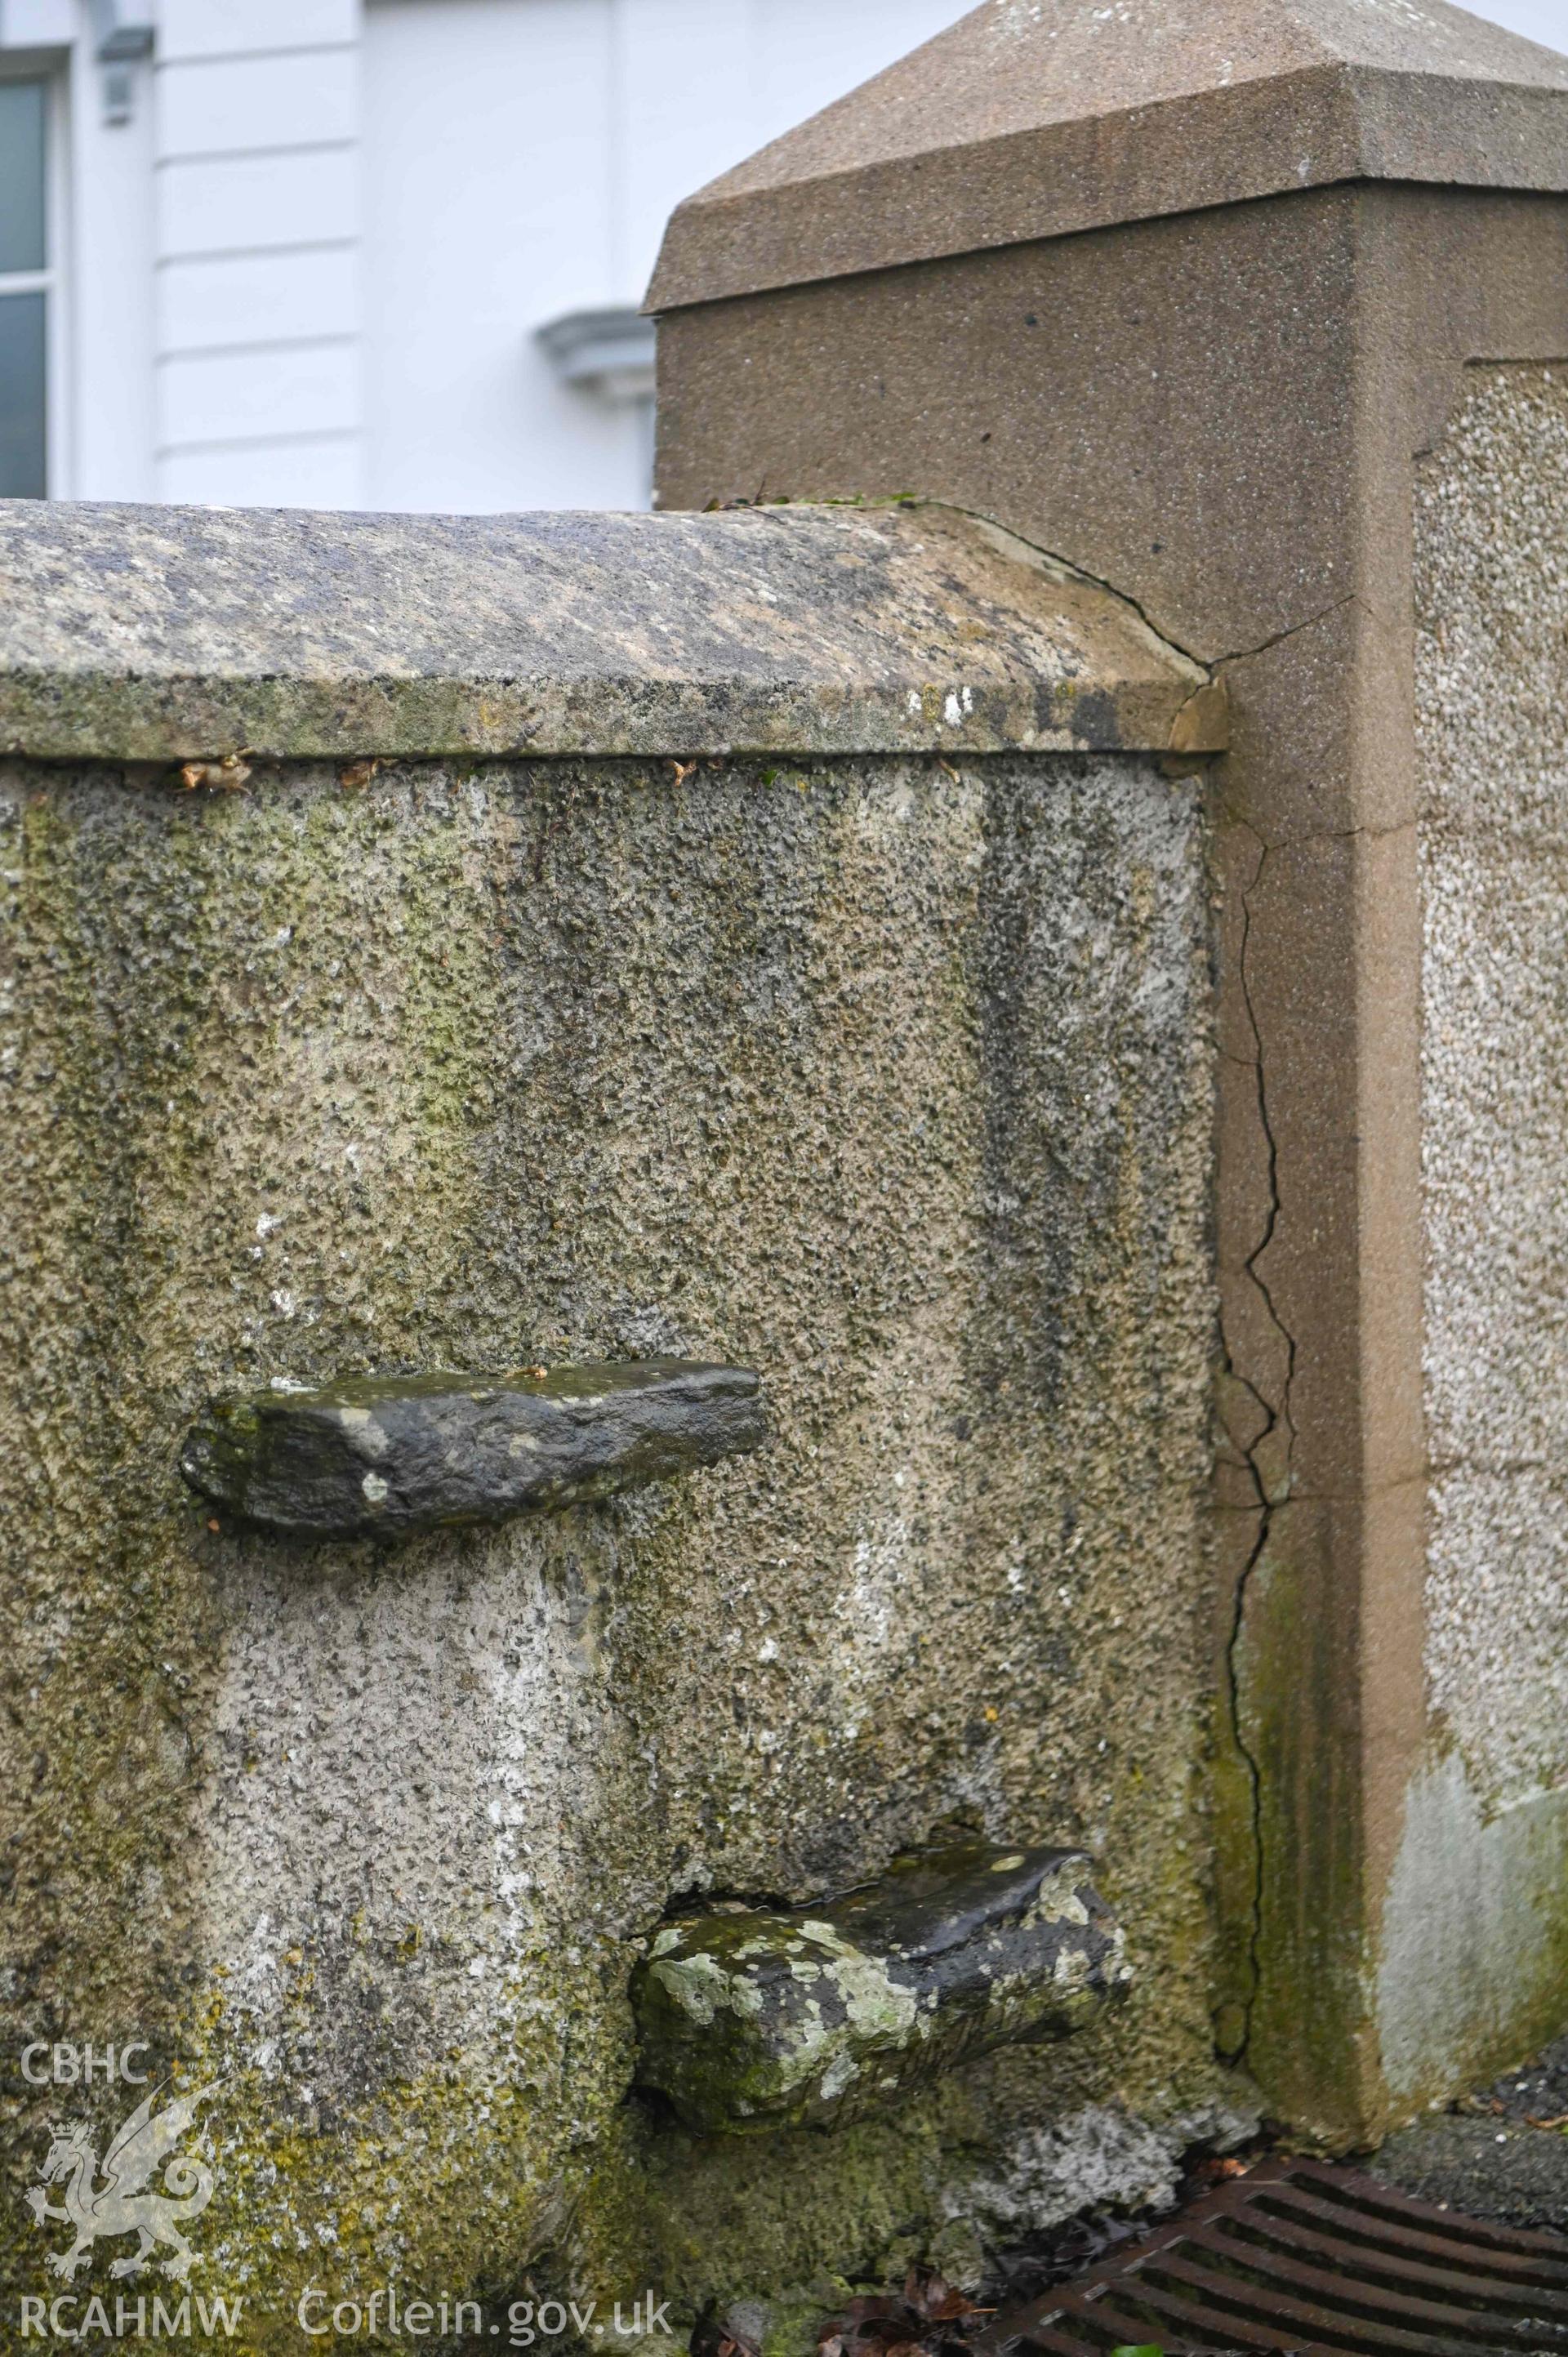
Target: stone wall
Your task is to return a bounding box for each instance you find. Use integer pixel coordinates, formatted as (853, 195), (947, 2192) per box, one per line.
(1380, 364), (1568, 2101)
(0, 722), (1232, 2337)
(645, 0), (1568, 2142)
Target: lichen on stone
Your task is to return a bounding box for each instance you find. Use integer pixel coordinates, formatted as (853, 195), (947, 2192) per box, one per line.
(632, 1844), (1128, 2133)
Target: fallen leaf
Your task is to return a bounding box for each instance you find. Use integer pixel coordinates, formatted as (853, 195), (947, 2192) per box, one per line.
(928, 2294), (989, 2324)
(179, 753), (252, 792)
(700, 2324), (762, 2357)
(906, 2272), (982, 2324)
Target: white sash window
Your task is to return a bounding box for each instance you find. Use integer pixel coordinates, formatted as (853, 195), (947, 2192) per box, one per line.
(0, 78), (51, 499)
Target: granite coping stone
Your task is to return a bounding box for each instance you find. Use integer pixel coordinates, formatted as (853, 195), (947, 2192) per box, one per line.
(0, 499), (1223, 764)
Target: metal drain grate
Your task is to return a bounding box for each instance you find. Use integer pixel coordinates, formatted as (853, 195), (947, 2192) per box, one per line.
(979, 2156), (1568, 2354)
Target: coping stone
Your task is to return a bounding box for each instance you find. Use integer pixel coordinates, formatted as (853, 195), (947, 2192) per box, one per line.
(0, 500), (1222, 765)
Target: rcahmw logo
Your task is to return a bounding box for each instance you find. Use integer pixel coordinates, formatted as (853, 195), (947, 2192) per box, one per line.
(17, 2043), (242, 2341)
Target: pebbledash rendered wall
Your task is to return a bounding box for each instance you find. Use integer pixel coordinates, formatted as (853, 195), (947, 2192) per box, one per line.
(0, 501), (1240, 2342)
(1380, 363), (1568, 2093)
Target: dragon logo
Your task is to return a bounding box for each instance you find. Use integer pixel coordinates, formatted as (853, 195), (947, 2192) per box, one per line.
(26, 2082), (218, 2283)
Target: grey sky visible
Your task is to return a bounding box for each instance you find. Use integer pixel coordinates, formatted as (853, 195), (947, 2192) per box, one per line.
(1463, 0), (1566, 49)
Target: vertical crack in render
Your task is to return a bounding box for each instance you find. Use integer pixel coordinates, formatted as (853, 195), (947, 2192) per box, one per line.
(1223, 835), (1298, 2063)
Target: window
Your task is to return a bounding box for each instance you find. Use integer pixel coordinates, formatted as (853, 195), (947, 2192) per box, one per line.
(0, 80), (51, 499)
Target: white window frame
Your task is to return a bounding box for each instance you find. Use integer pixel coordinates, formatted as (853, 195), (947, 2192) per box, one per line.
(0, 56), (71, 497)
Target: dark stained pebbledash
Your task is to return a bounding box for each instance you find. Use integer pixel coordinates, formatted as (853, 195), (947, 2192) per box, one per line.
(632, 1842), (1129, 2136)
(180, 1360), (767, 1539)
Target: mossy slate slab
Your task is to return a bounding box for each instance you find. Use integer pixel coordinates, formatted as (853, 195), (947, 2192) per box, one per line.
(632, 1842), (1130, 2133)
(180, 1361), (766, 1539)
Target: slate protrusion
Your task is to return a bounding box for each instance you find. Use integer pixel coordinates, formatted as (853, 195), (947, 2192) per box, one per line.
(631, 1841), (1131, 2134)
(180, 1360), (767, 1539)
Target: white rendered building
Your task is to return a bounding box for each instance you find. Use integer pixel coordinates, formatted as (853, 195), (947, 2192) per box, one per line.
(1, 0), (1562, 513)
